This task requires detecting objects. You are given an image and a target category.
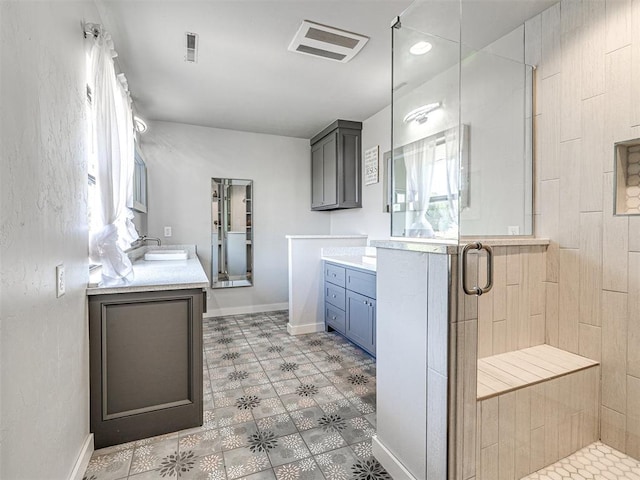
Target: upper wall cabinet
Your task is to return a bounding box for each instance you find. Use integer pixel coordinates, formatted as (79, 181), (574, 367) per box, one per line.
(310, 120), (362, 211)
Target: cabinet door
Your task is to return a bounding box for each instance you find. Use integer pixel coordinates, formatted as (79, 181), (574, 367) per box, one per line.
(346, 290), (375, 355)
(310, 132), (337, 209)
(338, 129), (361, 207)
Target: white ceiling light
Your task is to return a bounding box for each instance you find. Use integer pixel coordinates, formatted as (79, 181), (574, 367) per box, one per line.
(288, 20), (369, 63)
(403, 102), (442, 124)
(409, 41), (432, 55)
(134, 116), (148, 133)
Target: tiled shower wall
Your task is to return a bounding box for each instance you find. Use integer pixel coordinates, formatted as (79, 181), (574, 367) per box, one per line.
(476, 246), (547, 359)
(529, 0), (640, 460)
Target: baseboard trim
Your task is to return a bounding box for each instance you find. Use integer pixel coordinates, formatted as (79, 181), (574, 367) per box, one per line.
(204, 303), (288, 318)
(286, 322), (324, 336)
(372, 435), (417, 480)
(69, 433), (93, 480)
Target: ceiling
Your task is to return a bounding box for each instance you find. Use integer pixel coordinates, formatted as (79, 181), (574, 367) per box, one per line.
(97, 0), (557, 140)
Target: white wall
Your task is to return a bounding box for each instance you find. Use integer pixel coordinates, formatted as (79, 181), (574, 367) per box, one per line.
(330, 106), (392, 241)
(0, 2), (96, 478)
(142, 121), (330, 314)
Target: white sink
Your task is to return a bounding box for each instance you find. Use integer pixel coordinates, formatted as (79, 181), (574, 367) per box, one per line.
(144, 249), (188, 261)
(362, 256), (377, 266)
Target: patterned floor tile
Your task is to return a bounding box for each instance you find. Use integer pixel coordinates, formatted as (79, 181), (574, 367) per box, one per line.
(273, 457), (325, 480)
(83, 310), (390, 480)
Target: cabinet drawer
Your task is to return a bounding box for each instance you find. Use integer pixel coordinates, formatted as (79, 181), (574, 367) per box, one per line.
(325, 305), (346, 334)
(346, 269), (376, 298)
(325, 263), (346, 287)
(325, 283), (346, 310)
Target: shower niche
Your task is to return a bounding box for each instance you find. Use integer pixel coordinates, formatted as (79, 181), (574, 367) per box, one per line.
(614, 138), (640, 215)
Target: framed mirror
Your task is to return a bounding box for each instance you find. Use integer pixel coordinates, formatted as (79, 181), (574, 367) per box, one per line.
(211, 178), (253, 288)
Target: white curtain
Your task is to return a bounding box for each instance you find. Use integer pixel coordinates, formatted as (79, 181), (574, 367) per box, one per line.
(88, 31), (138, 284)
(403, 138), (437, 237)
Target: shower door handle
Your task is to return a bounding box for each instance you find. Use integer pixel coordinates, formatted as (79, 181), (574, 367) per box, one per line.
(461, 242), (493, 296)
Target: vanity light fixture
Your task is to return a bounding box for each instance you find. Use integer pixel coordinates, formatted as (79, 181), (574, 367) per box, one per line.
(409, 41), (432, 55)
(403, 102), (442, 124)
(134, 116), (148, 134)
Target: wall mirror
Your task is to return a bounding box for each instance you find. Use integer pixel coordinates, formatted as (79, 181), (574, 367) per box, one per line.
(211, 178), (253, 288)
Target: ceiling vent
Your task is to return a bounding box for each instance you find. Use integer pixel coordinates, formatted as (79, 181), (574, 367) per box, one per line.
(185, 32), (198, 63)
(288, 20), (369, 63)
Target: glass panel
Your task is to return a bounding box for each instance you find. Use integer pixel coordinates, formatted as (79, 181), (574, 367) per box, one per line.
(459, 24), (533, 236)
(391, 11), (461, 242)
(211, 178), (253, 288)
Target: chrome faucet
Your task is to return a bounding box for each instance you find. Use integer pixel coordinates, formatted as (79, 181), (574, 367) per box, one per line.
(138, 235), (161, 246)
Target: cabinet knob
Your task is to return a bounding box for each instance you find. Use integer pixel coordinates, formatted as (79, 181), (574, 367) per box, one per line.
(332, 316), (336, 320)
(332, 294), (336, 298)
(332, 273), (336, 277)
(363, 300), (368, 305)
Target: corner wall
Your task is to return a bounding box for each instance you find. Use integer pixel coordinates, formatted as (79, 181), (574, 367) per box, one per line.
(142, 121), (330, 315)
(531, 0), (640, 460)
(0, 2), (97, 477)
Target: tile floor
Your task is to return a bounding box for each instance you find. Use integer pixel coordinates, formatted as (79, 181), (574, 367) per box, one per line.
(523, 441), (640, 480)
(82, 310), (389, 480)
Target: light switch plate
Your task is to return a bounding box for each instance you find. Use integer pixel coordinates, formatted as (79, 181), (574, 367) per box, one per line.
(164, 226), (172, 237)
(56, 264), (65, 297)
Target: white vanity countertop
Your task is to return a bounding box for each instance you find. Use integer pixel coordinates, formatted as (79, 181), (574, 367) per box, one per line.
(286, 234), (368, 240)
(322, 255), (377, 272)
(87, 245), (209, 295)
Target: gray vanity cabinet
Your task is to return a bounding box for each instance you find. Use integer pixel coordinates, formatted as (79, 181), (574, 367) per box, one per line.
(310, 120), (362, 211)
(88, 288), (204, 448)
(324, 261), (375, 356)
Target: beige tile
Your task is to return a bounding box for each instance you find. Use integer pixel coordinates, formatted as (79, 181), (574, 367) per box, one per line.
(506, 247), (521, 286)
(582, 0), (606, 99)
(626, 374), (640, 460)
(478, 251), (494, 359)
(544, 378), (560, 465)
(539, 180), (559, 281)
(539, 78), (561, 181)
(530, 314), (545, 347)
(558, 249), (580, 354)
(541, 3), (561, 79)
(601, 405), (627, 452)
(463, 320), (478, 480)
(528, 247), (545, 316)
(579, 95), (606, 213)
(560, 0), (583, 142)
(629, 216), (640, 252)
(579, 212), (603, 326)
(531, 383), (545, 430)
(602, 173), (629, 292)
(530, 426), (546, 473)
(605, 46), (634, 155)
(545, 282), (559, 347)
(493, 247), (507, 322)
(632, 0), (640, 127)
(428, 253), (450, 377)
(493, 320), (507, 355)
(507, 285), (520, 353)
(578, 324), (601, 362)
(605, 0), (632, 53)
(627, 252), (640, 377)
(480, 444), (498, 480)
(559, 140), (581, 248)
(514, 388), (531, 478)
(498, 392), (516, 480)
(602, 290), (628, 414)
(481, 397), (499, 448)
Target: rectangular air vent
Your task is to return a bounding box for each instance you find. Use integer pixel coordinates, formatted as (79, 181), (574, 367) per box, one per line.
(288, 20), (369, 63)
(185, 32), (198, 63)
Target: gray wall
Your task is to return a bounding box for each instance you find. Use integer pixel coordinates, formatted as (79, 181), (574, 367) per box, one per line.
(141, 121), (330, 315)
(0, 1), (97, 477)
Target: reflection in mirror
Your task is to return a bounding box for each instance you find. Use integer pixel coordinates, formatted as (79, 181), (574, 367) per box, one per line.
(211, 178), (253, 288)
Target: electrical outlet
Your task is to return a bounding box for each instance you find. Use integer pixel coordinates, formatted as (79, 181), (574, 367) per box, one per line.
(508, 226), (520, 235)
(56, 264), (65, 298)
(164, 226), (172, 237)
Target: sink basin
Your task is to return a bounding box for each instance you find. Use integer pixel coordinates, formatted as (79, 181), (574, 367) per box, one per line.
(362, 256), (377, 266)
(144, 249), (188, 261)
